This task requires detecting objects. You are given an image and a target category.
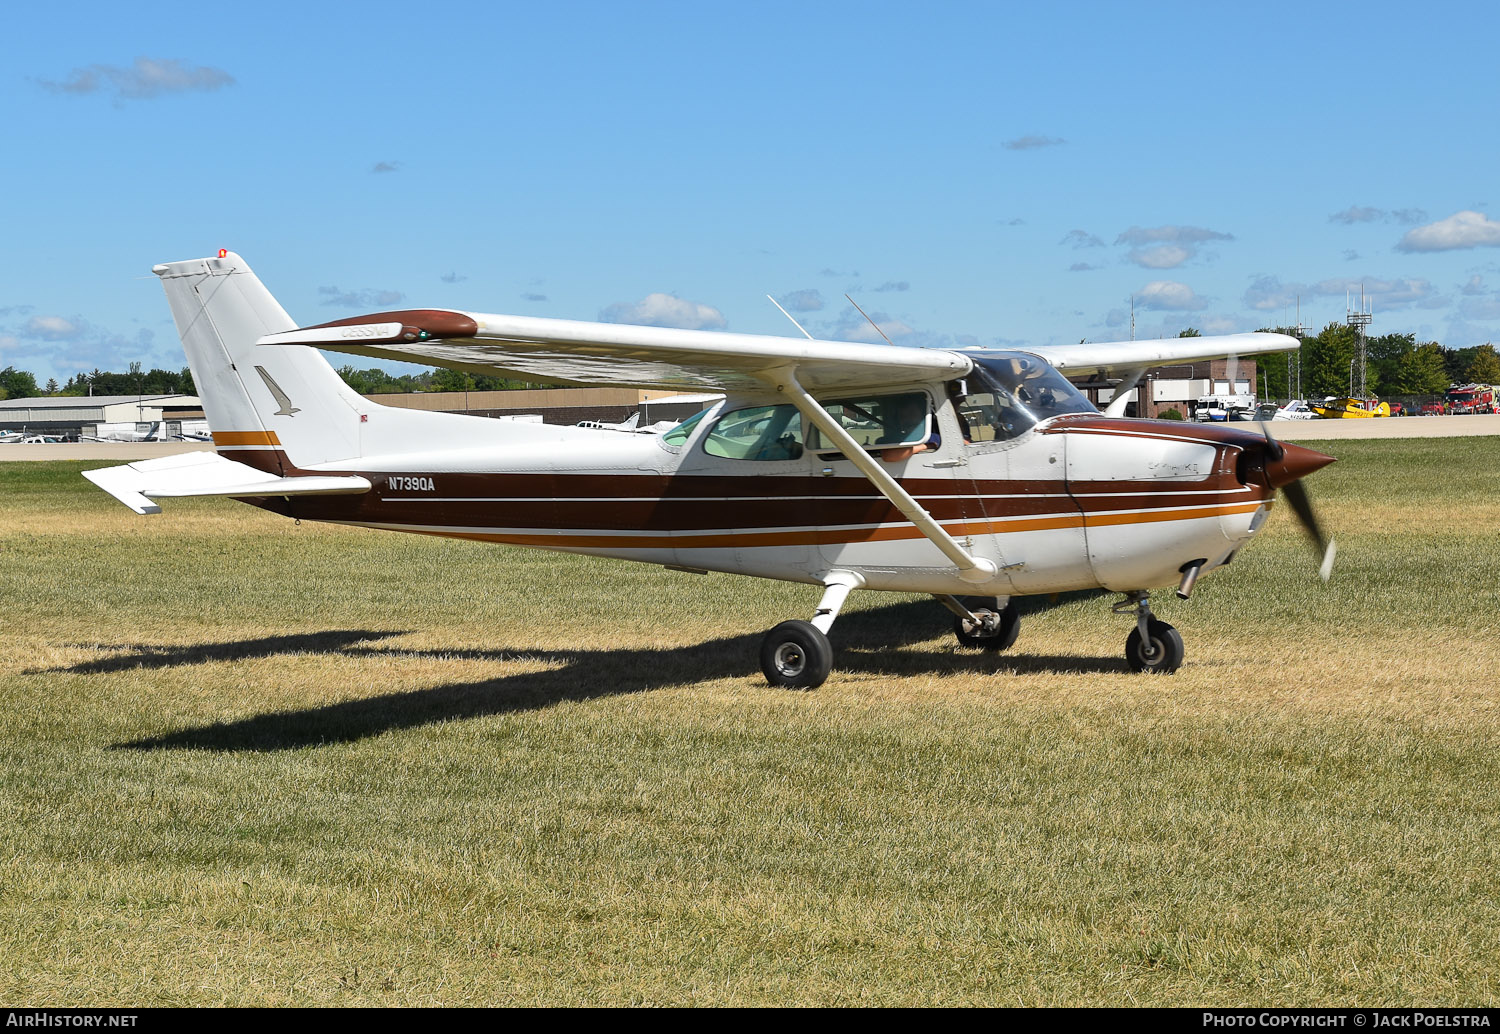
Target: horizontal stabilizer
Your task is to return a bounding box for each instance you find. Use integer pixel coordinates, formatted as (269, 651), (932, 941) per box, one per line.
(84, 452), (370, 515)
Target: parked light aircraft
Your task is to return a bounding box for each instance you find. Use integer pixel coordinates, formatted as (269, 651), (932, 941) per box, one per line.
(86, 253), (1335, 688)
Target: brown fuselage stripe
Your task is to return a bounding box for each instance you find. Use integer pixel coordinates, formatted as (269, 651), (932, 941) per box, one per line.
(213, 431), (282, 446)
(346, 500), (1266, 550)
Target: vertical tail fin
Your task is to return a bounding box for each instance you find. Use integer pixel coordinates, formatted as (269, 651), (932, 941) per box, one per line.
(154, 252), (366, 472)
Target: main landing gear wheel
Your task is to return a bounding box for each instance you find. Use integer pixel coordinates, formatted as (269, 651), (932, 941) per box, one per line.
(953, 598), (1021, 651)
(760, 620), (832, 689)
(1125, 618), (1184, 674)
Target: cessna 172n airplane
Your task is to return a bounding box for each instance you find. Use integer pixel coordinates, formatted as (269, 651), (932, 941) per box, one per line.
(86, 252), (1335, 688)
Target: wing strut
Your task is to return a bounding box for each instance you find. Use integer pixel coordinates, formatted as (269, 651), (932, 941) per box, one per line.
(770, 368), (998, 585)
(1103, 365), (1149, 418)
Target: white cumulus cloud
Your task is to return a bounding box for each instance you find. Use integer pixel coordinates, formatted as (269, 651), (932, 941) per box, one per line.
(1135, 281), (1208, 311)
(600, 293), (726, 330)
(1127, 244), (1191, 269)
(1398, 211), (1500, 253)
(23, 315), (85, 340)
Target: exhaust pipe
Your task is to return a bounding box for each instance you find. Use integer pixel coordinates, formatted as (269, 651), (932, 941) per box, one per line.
(1176, 559), (1205, 599)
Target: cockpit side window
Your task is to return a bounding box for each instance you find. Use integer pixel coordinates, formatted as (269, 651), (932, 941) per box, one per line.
(809, 391), (933, 451)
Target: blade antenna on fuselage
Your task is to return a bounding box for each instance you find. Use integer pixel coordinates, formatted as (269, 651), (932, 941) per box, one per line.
(766, 294), (815, 340)
(845, 294), (896, 347)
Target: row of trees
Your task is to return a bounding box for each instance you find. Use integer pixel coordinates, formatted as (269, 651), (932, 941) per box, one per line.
(0, 363), (196, 401)
(0, 362), (540, 402)
(334, 366), (541, 395)
(1179, 327), (1500, 401)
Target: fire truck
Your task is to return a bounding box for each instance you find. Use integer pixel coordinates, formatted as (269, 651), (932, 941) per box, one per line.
(1444, 384), (1498, 414)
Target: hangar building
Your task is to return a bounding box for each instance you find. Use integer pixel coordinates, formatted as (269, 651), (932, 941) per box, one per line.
(0, 395), (203, 440)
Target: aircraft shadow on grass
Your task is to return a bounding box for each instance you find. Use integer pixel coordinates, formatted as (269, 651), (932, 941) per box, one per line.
(36, 629), (410, 676)
(77, 595), (1114, 753)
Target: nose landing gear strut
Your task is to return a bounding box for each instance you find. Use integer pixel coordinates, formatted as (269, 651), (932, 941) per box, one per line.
(1114, 591), (1184, 674)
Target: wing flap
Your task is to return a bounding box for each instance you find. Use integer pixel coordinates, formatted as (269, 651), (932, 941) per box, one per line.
(84, 452), (370, 515)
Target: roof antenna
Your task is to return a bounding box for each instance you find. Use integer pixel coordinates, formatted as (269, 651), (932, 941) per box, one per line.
(766, 294), (814, 340)
(844, 293), (895, 346)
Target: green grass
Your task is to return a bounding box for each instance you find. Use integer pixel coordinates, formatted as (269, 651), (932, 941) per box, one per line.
(1, 441), (1498, 1005)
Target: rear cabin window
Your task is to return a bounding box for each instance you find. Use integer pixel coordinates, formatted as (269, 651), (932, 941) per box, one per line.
(661, 407), (711, 447)
(702, 392), (933, 461)
(703, 404), (805, 460)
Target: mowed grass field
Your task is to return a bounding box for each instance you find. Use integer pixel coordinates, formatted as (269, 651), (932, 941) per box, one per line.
(1, 440), (1498, 1006)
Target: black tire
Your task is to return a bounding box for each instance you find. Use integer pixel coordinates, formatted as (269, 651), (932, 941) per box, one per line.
(1125, 618), (1184, 674)
(760, 620), (833, 689)
(953, 598), (1021, 651)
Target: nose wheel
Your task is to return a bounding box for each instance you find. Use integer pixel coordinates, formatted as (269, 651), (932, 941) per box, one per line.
(1115, 591), (1184, 674)
(1125, 617), (1184, 673)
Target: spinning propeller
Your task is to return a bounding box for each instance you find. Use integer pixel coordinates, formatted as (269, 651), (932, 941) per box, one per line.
(1244, 422), (1337, 582)
(1224, 342), (1334, 581)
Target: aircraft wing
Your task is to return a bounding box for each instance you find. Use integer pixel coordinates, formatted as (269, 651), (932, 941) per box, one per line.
(257, 309), (970, 394)
(84, 452), (370, 515)
(1022, 333), (1299, 378)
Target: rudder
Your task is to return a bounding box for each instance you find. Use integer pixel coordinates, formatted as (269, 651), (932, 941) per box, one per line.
(154, 252), (366, 472)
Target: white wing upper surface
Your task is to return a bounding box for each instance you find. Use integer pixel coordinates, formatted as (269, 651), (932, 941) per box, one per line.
(1022, 333), (1299, 377)
(260, 310), (971, 394)
(258, 307), (1297, 394)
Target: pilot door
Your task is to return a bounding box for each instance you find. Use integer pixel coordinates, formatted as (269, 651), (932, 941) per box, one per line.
(809, 390), (998, 583)
(950, 368), (1095, 595)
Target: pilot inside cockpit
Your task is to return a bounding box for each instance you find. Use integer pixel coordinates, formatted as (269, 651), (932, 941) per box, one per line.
(877, 394), (939, 461)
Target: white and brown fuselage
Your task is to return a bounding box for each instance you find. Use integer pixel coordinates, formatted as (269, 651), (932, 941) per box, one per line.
(215, 407), (1327, 599)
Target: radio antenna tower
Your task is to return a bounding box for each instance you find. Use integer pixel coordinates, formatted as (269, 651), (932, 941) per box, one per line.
(1291, 295), (1307, 400)
(1346, 286), (1372, 397)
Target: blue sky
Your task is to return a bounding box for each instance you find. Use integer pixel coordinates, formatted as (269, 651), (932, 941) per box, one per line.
(4, 0), (1499, 388)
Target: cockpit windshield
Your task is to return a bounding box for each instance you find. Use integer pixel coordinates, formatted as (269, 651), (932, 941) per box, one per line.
(955, 350), (1096, 442)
